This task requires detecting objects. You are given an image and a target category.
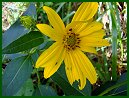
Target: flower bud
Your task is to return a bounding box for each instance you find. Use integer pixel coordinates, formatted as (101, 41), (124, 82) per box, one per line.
(20, 16), (36, 29)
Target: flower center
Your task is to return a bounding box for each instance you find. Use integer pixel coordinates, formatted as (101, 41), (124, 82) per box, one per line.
(63, 28), (81, 51)
(67, 35), (77, 46)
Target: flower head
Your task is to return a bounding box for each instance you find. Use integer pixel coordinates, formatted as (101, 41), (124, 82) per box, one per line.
(20, 16), (35, 29)
(36, 2), (109, 90)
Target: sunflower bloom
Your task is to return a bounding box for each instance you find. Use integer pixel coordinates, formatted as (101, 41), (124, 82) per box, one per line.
(36, 2), (109, 90)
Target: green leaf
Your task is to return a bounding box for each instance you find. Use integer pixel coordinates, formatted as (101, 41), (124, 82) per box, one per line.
(2, 55), (33, 96)
(108, 73), (127, 96)
(2, 31), (44, 54)
(14, 79), (34, 96)
(51, 63), (91, 96)
(98, 80), (127, 96)
(92, 81), (116, 96)
(41, 41), (54, 50)
(31, 51), (39, 64)
(33, 85), (57, 96)
(92, 72), (127, 96)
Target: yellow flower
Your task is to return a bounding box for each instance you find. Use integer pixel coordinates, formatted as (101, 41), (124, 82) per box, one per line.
(36, 2), (109, 90)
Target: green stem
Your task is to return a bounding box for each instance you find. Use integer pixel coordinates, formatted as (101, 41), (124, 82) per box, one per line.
(96, 70), (105, 82)
(98, 80), (127, 96)
(63, 11), (75, 22)
(36, 69), (41, 85)
(66, 2), (72, 24)
(114, 2), (124, 61)
(102, 48), (110, 81)
(30, 56), (41, 85)
(56, 2), (66, 13)
(108, 2), (118, 81)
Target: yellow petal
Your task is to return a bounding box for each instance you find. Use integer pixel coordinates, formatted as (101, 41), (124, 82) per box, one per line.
(86, 29), (106, 38)
(71, 51), (87, 90)
(80, 37), (110, 47)
(72, 2), (98, 21)
(35, 42), (61, 68)
(80, 46), (98, 54)
(66, 21), (88, 34)
(79, 76), (86, 90)
(79, 21), (103, 37)
(75, 49), (97, 84)
(65, 51), (86, 90)
(36, 24), (62, 41)
(43, 6), (65, 35)
(64, 53), (75, 85)
(75, 18), (93, 33)
(66, 21), (86, 32)
(44, 47), (66, 78)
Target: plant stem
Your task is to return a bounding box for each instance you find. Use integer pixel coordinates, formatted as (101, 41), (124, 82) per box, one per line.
(102, 48), (110, 81)
(66, 2), (72, 24)
(108, 2), (118, 81)
(114, 2), (124, 62)
(36, 69), (41, 85)
(30, 56), (41, 85)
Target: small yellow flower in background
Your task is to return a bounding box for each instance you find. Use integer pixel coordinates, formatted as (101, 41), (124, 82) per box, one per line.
(36, 2), (109, 90)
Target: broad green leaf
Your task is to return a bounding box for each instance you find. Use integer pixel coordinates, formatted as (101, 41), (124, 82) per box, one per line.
(51, 63), (91, 96)
(33, 85), (57, 96)
(14, 79), (34, 96)
(2, 55), (33, 96)
(92, 72), (127, 96)
(31, 51), (39, 64)
(108, 72), (127, 96)
(2, 31), (44, 54)
(98, 80), (127, 96)
(92, 81), (116, 96)
(40, 41), (54, 50)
